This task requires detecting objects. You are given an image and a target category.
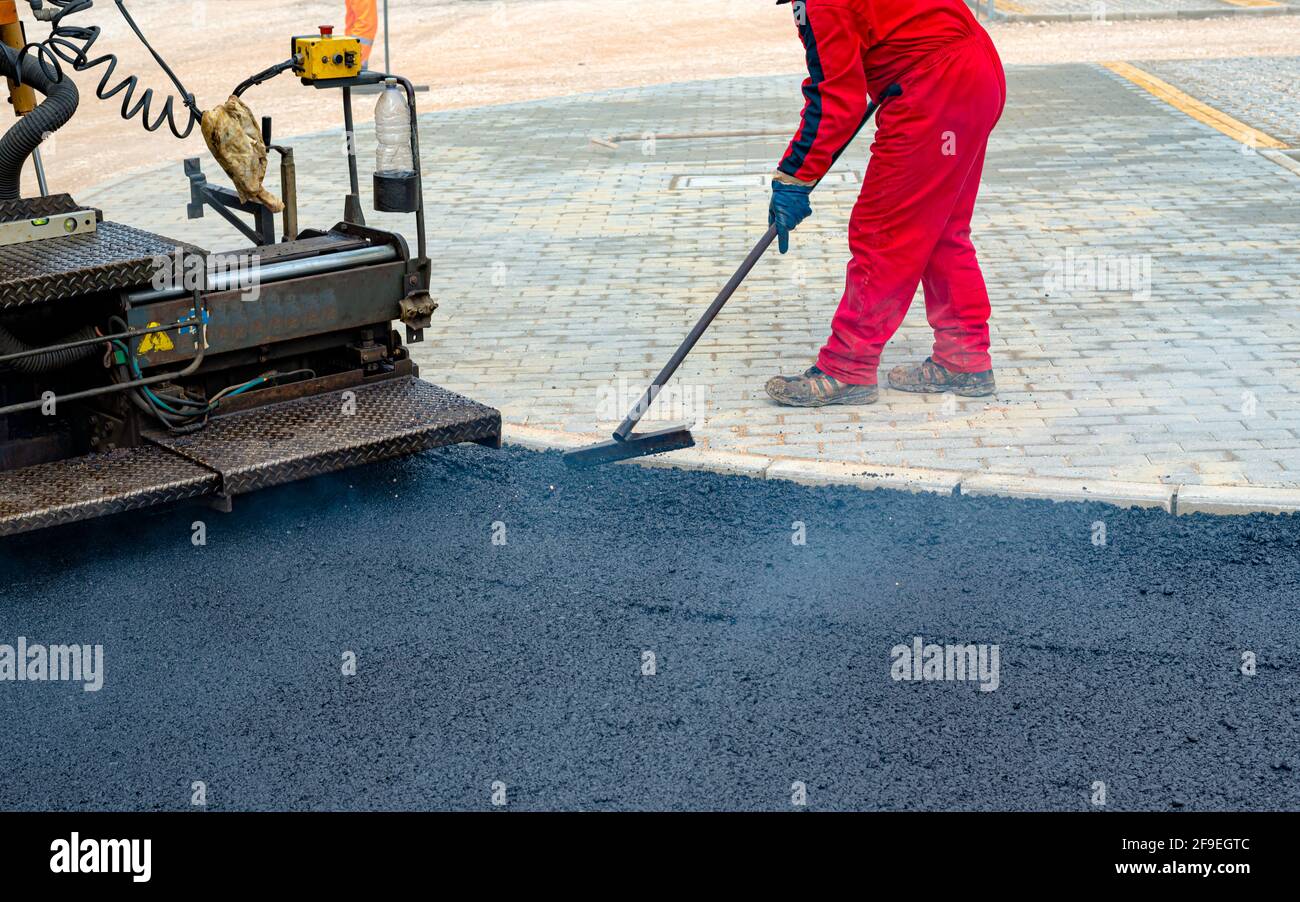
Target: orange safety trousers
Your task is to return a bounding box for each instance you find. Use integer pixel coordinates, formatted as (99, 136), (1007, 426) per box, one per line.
(345, 0), (379, 66)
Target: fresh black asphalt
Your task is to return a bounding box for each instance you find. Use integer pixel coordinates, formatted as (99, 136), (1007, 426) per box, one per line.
(0, 445), (1297, 811)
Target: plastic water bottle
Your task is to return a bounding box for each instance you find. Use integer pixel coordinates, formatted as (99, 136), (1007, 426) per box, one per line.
(375, 79), (413, 173)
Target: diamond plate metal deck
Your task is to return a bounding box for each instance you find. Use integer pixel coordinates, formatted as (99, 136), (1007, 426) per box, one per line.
(0, 446), (220, 537)
(0, 220), (202, 309)
(147, 377), (502, 495)
(0, 379), (500, 536)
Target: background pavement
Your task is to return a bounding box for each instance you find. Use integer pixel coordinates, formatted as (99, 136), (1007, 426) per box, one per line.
(0, 446), (1296, 811)
(1136, 56), (1300, 149)
(81, 59), (1300, 495)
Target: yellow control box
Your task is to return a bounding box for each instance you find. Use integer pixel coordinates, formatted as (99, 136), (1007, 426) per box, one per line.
(292, 29), (362, 81)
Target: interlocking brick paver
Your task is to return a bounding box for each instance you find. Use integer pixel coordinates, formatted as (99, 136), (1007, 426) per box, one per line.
(77, 61), (1300, 491)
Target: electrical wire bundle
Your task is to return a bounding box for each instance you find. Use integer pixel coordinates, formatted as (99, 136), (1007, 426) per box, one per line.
(22, 0), (202, 139)
(106, 317), (313, 434)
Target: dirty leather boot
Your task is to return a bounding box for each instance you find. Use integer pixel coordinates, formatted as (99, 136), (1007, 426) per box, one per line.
(887, 357), (996, 397)
(765, 365), (879, 407)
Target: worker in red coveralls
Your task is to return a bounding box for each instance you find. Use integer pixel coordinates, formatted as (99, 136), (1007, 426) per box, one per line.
(764, 0), (1006, 407)
(346, 0), (379, 69)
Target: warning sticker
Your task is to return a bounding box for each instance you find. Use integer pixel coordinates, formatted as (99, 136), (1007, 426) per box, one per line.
(137, 323), (174, 355)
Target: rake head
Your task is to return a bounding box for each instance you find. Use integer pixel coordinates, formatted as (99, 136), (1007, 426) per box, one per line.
(561, 425), (696, 469)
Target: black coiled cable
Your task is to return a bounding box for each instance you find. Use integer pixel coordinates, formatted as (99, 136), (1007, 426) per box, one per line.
(22, 0), (201, 139)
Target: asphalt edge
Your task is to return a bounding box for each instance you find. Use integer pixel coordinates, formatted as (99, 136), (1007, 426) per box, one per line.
(502, 425), (1300, 517)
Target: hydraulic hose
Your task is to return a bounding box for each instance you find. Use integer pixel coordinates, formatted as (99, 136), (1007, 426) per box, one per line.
(0, 42), (78, 200)
(233, 58), (295, 99)
(24, 0), (200, 140)
(0, 322), (97, 373)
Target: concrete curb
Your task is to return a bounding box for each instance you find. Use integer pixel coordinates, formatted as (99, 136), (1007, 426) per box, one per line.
(765, 459), (966, 495)
(969, 3), (1293, 24)
(1176, 485), (1300, 517)
(500, 424), (1300, 517)
(1261, 149), (1300, 178)
(960, 474), (1176, 511)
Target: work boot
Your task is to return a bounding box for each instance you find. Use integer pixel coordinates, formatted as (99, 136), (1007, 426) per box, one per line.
(765, 365), (878, 407)
(887, 357), (996, 397)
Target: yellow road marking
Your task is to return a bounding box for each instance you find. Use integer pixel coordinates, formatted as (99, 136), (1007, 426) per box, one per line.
(1218, 0), (1282, 8)
(994, 0), (1032, 12)
(1102, 61), (1288, 150)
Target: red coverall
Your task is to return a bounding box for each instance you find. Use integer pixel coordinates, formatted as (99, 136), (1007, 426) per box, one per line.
(777, 0), (1006, 384)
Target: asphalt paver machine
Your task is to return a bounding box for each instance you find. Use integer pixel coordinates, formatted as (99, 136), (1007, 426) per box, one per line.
(0, 1), (500, 536)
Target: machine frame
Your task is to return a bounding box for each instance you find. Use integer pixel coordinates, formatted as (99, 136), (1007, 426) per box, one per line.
(0, 14), (500, 537)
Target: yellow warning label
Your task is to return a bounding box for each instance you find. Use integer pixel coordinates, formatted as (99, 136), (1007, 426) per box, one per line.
(137, 323), (174, 355)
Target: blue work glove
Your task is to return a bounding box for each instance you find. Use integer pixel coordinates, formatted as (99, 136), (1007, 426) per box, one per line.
(768, 181), (813, 254)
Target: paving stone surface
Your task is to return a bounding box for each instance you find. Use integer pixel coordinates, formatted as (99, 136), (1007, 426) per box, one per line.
(79, 61), (1300, 490)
